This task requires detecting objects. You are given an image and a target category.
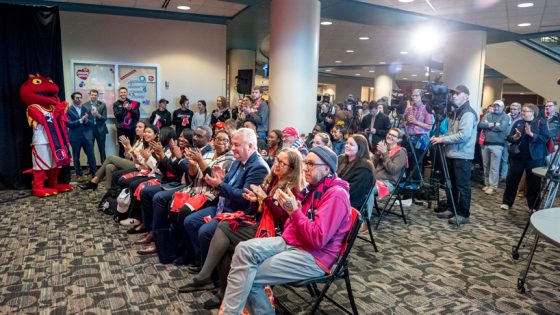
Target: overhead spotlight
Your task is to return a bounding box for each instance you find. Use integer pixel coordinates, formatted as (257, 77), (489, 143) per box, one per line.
(177, 5), (191, 10)
(411, 25), (442, 54)
(346, 50), (355, 53)
(517, 23), (531, 27)
(325, 69), (332, 72)
(320, 21), (333, 25)
(400, 51), (409, 55)
(517, 2), (534, 8)
(379, 61), (386, 64)
(403, 78), (408, 80)
(359, 36), (370, 40)
(369, 70), (375, 73)
(411, 74), (417, 77)
(335, 60), (342, 63)
(355, 73), (361, 76)
(398, 0), (414, 3)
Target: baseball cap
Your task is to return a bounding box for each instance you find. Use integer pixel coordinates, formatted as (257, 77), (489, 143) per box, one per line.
(492, 100), (504, 107)
(451, 85), (470, 95)
(282, 127), (299, 137)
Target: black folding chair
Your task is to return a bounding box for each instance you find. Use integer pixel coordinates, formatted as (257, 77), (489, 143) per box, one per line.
(356, 184), (378, 252)
(276, 208), (362, 315)
(374, 168), (409, 229)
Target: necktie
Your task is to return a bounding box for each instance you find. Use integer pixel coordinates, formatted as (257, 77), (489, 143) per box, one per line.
(216, 165), (241, 214)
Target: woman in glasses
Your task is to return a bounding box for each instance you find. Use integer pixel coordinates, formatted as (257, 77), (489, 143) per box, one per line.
(372, 128), (407, 196)
(337, 134), (374, 210)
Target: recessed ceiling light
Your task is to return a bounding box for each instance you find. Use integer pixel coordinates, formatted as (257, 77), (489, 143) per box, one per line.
(517, 2), (534, 8)
(335, 60), (342, 63)
(369, 70), (375, 73)
(403, 78), (408, 80)
(400, 51), (409, 55)
(355, 73), (361, 76)
(370, 87), (374, 90)
(325, 69), (332, 72)
(520, 92), (525, 95)
(411, 74), (417, 76)
(517, 22), (531, 27)
(398, 0), (414, 3)
(320, 21), (333, 25)
(346, 50), (354, 53)
(425, 72), (429, 77)
(379, 61), (386, 64)
(359, 36), (370, 40)
(177, 5), (191, 10)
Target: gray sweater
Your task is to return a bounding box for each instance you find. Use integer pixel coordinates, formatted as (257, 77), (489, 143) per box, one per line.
(478, 112), (510, 145)
(441, 101), (478, 160)
(372, 147), (407, 185)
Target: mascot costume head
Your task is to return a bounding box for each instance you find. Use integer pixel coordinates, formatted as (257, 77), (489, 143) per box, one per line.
(20, 74), (73, 197)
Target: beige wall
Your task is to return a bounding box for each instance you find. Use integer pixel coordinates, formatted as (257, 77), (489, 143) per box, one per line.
(318, 75), (374, 103)
(60, 11), (226, 160)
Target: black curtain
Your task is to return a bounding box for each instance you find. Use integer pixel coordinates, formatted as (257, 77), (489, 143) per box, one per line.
(0, 3), (65, 189)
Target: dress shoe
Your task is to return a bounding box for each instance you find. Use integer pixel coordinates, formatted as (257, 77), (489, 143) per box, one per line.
(135, 232), (153, 245)
(79, 181), (98, 190)
(448, 215), (470, 225)
(187, 265), (202, 274)
(127, 224), (147, 234)
(177, 276), (214, 293)
(436, 210), (454, 219)
(137, 244), (157, 255)
(203, 292), (223, 309)
(173, 255), (192, 266)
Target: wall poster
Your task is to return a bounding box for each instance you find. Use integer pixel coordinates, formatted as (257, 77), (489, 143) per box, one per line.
(71, 60), (160, 118)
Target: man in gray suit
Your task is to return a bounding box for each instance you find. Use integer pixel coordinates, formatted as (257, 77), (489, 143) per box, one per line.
(83, 89), (109, 163)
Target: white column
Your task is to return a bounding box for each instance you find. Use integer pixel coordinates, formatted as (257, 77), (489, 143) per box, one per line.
(373, 66), (393, 102)
(227, 49), (255, 107)
(481, 77), (504, 109)
(269, 0), (320, 134)
(443, 30), (487, 114)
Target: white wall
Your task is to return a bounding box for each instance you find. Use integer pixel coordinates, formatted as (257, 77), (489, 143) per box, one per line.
(60, 11), (226, 160)
(318, 75), (374, 103)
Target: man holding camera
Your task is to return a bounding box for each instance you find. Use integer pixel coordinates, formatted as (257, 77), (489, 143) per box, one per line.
(403, 89), (434, 182)
(430, 85), (477, 225)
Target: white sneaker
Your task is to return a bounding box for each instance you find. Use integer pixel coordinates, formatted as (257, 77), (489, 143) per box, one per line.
(400, 199), (413, 207)
(485, 188), (495, 195)
(500, 204), (510, 210)
(482, 186), (489, 191)
(120, 218), (140, 226)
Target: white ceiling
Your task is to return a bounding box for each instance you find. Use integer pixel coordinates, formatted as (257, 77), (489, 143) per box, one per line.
(50, 0), (246, 17)
(359, 0), (560, 34)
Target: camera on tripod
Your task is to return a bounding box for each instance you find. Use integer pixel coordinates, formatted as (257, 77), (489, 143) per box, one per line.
(388, 89), (407, 115)
(423, 76), (451, 117)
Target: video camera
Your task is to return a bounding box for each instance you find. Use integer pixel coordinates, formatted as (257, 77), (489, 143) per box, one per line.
(422, 76), (451, 117)
(388, 89), (407, 115)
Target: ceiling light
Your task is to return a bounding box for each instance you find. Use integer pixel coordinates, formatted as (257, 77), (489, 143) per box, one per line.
(177, 5), (191, 10)
(400, 51), (409, 55)
(411, 74), (417, 76)
(325, 69), (332, 72)
(517, 2), (534, 8)
(517, 23), (531, 27)
(425, 72), (429, 77)
(379, 61), (386, 64)
(411, 25), (442, 54)
(355, 73), (361, 76)
(398, 0), (415, 3)
(346, 50), (355, 53)
(403, 78), (408, 80)
(369, 70), (375, 73)
(359, 36), (370, 40)
(320, 21), (333, 25)
(335, 60), (342, 63)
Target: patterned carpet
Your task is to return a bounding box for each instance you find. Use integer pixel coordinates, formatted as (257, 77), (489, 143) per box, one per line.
(0, 180), (559, 314)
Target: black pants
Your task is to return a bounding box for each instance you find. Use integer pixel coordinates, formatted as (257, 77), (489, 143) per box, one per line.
(502, 158), (545, 209)
(93, 129), (107, 163)
(117, 128), (135, 158)
(445, 158), (473, 218)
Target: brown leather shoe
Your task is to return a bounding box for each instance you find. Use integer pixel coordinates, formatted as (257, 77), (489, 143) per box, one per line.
(76, 175), (88, 182)
(135, 231), (153, 244)
(137, 244), (156, 255)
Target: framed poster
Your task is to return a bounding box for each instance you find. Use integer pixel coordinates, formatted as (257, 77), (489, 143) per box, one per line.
(71, 60), (160, 118)
(72, 61), (116, 116)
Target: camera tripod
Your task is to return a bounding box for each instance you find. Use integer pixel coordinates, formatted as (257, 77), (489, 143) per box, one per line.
(427, 116), (461, 227)
(390, 110), (424, 186)
(511, 145), (560, 261)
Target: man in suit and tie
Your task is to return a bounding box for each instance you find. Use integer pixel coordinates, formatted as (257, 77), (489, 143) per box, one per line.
(67, 92), (97, 182)
(83, 89), (108, 163)
(360, 100), (391, 149)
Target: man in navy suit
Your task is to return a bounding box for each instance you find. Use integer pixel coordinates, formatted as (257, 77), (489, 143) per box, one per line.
(67, 92), (97, 181)
(83, 89), (109, 163)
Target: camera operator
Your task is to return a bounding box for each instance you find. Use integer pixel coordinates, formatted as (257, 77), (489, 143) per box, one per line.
(430, 85), (478, 225)
(360, 100), (391, 149)
(403, 89), (435, 182)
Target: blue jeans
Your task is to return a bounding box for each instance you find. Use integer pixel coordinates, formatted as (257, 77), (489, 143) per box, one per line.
(142, 185), (182, 231)
(183, 206), (219, 264)
(221, 237), (324, 314)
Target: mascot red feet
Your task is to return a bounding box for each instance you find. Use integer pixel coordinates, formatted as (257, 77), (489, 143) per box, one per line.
(20, 74), (73, 197)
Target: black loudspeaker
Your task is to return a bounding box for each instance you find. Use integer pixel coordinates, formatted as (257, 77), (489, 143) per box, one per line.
(236, 69), (253, 94)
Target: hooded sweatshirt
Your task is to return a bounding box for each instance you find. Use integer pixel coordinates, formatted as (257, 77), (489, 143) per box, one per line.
(281, 174), (351, 273)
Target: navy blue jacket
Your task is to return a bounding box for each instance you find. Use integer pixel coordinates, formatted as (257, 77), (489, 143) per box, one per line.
(67, 104), (94, 142)
(218, 151), (270, 213)
(508, 117), (550, 161)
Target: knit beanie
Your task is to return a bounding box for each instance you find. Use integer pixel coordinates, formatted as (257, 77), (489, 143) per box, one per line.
(309, 146), (338, 173)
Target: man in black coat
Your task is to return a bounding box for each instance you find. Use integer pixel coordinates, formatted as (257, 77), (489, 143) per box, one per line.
(83, 89), (108, 163)
(113, 87), (140, 157)
(149, 98), (172, 129)
(360, 101), (391, 149)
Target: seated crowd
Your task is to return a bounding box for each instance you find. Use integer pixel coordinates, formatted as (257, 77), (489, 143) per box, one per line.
(75, 84), (555, 312)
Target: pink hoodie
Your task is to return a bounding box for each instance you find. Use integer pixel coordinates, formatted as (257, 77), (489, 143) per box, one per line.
(281, 176), (351, 273)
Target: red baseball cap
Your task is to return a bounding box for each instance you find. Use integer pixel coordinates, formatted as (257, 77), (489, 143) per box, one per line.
(282, 127), (299, 137)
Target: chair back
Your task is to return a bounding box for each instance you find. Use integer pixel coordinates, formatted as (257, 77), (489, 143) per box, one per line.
(329, 208), (362, 276)
(358, 181), (376, 216)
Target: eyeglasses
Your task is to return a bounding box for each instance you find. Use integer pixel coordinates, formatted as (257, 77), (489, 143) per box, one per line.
(387, 133), (399, 139)
(215, 137), (229, 143)
(521, 109), (534, 113)
(274, 157), (291, 168)
(303, 161), (327, 168)
(411, 94), (421, 97)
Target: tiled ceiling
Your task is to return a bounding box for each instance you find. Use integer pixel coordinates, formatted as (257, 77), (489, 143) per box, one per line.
(359, 0), (560, 34)
(50, 0), (247, 17)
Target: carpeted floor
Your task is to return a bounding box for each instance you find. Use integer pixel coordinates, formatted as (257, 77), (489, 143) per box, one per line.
(0, 181), (559, 314)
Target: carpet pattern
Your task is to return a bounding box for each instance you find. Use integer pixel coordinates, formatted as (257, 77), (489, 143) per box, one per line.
(0, 182), (559, 314)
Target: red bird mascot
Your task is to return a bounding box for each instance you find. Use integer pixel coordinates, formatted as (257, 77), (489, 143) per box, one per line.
(20, 74), (73, 197)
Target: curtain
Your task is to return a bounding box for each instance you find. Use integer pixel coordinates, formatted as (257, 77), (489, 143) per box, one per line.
(0, 3), (65, 189)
